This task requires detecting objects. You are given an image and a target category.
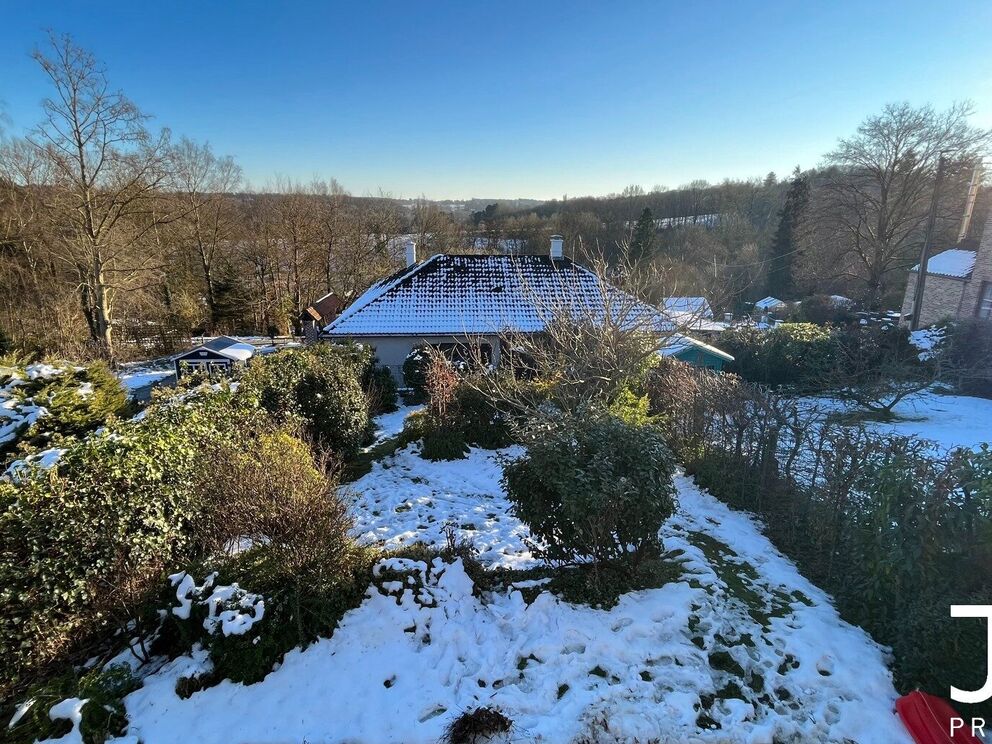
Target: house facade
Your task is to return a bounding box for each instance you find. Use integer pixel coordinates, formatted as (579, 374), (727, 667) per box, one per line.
(173, 336), (256, 378)
(321, 239), (732, 383)
(901, 213), (992, 327)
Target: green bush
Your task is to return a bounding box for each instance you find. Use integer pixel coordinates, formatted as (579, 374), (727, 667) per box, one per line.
(0, 387), (260, 690)
(797, 294), (855, 325)
(366, 364), (399, 414)
(720, 322), (836, 389)
(934, 318), (992, 398)
(447, 384), (513, 449)
(239, 345), (371, 458)
(4, 664), (139, 743)
(502, 408), (677, 566)
(402, 346), (430, 403)
(420, 426), (469, 461)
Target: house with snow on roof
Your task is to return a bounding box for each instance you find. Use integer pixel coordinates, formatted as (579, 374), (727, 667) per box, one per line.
(173, 336), (257, 379)
(322, 237), (733, 383)
(900, 212), (992, 327)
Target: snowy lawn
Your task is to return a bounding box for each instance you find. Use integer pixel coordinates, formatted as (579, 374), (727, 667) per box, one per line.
(801, 389), (992, 451)
(112, 442), (910, 743)
(118, 369), (174, 395)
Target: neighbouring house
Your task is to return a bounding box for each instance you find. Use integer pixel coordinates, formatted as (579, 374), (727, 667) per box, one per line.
(662, 296), (729, 335)
(322, 237), (734, 382)
(300, 292), (347, 341)
(754, 296), (787, 313)
(173, 336), (256, 379)
(900, 214), (992, 326)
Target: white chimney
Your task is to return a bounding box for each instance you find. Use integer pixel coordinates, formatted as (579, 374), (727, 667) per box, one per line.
(405, 239), (417, 267)
(550, 234), (564, 260)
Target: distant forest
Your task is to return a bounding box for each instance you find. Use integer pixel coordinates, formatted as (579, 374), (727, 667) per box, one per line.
(1, 33), (990, 360)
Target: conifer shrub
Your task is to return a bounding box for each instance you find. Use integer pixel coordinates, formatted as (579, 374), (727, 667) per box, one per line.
(239, 345), (370, 458)
(0, 360), (129, 464)
(502, 408), (677, 566)
(402, 345), (431, 403)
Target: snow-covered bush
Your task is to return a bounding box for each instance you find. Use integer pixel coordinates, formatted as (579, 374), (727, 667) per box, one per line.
(239, 345), (371, 458)
(4, 664), (138, 743)
(502, 408), (677, 566)
(0, 359), (129, 466)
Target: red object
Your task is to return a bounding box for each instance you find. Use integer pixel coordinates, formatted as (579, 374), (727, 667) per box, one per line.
(896, 690), (984, 744)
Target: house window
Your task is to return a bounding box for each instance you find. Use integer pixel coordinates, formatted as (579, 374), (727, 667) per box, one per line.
(978, 282), (992, 321)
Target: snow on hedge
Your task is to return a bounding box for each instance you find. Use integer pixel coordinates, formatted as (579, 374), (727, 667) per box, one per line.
(114, 447), (909, 743)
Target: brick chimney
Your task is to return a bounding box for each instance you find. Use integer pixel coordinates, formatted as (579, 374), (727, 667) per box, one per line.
(405, 239), (417, 267)
(550, 235), (564, 260)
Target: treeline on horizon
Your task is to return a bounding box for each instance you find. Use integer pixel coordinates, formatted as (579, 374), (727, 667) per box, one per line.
(1, 32), (990, 361)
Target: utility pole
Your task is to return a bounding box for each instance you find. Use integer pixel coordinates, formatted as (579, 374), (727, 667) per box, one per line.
(910, 154), (948, 331)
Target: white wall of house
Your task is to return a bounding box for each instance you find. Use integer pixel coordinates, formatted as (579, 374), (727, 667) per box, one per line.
(335, 334), (502, 383)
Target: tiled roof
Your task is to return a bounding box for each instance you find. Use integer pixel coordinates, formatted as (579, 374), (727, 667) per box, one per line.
(910, 248), (976, 279)
(324, 254), (674, 337)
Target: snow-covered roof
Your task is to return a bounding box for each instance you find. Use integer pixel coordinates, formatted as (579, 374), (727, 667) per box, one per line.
(661, 334), (735, 362)
(324, 254), (676, 337)
(754, 296), (786, 310)
(909, 248), (976, 279)
(662, 297), (713, 319)
(177, 336), (256, 363)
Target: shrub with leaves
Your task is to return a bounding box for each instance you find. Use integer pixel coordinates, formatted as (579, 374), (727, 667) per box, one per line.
(502, 408), (677, 566)
(402, 345), (431, 403)
(933, 318), (992, 398)
(0, 387), (262, 691)
(720, 322), (836, 389)
(4, 664), (138, 744)
(0, 360), (129, 465)
(239, 345), (371, 458)
(190, 429), (375, 683)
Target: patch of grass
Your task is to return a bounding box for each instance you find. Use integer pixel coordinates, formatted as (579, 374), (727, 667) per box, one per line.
(686, 531), (792, 626)
(341, 432), (410, 482)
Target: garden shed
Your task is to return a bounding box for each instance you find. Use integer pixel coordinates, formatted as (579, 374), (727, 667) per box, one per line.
(173, 336), (256, 378)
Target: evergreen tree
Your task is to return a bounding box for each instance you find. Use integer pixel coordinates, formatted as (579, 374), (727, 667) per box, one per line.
(630, 207), (656, 260)
(767, 169), (810, 299)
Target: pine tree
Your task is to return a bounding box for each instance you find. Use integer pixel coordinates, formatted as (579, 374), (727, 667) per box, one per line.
(630, 207), (656, 260)
(767, 169), (810, 299)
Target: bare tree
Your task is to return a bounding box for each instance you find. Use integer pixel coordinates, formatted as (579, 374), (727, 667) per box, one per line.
(26, 33), (178, 357)
(171, 138), (242, 332)
(813, 102), (991, 307)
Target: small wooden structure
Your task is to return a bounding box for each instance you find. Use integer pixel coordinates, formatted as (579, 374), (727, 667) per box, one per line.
(173, 336), (256, 378)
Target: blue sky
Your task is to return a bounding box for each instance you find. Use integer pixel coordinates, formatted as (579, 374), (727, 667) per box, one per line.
(1, 1), (989, 200)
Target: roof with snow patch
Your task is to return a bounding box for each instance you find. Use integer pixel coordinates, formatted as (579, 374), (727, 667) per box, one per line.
(662, 297), (713, 318)
(324, 254), (676, 337)
(909, 248), (977, 279)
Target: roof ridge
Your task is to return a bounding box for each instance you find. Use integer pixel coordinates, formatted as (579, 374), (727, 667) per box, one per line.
(324, 254), (444, 332)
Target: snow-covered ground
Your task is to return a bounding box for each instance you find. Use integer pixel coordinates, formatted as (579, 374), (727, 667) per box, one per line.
(118, 369), (173, 394)
(802, 389), (992, 451)
(366, 404), (422, 447)
(348, 443), (535, 568)
(108, 442), (909, 743)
